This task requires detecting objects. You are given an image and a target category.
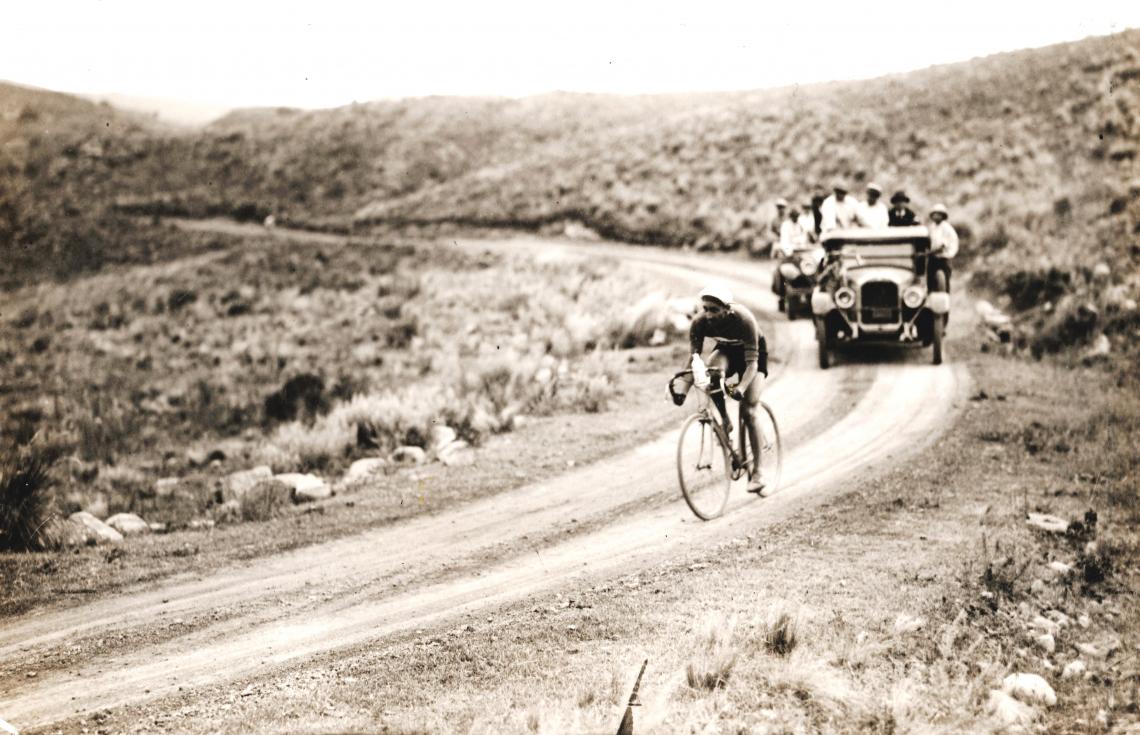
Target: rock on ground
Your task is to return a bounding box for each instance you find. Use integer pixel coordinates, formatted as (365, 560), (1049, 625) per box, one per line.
(1034, 633), (1056, 653)
(892, 613), (926, 635)
(105, 513), (150, 536)
(429, 425), (458, 451)
(1002, 673), (1057, 707)
(274, 473), (332, 503)
(218, 466), (273, 502)
(987, 689), (1037, 729)
(1062, 660), (1087, 679)
(1026, 513), (1069, 533)
(438, 440), (475, 467)
(67, 512), (124, 545)
(342, 457), (388, 485)
(390, 446), (426, 465)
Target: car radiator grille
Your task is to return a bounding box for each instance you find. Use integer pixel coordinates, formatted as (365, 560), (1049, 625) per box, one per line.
(860, 281), (899, 324)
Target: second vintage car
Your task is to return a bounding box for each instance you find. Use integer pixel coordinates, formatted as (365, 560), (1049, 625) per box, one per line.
(811, 226), (950, 368)
(772, 245), (823, 319)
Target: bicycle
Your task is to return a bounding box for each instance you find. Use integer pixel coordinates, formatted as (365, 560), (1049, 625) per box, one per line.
(670, 367), (782, 520)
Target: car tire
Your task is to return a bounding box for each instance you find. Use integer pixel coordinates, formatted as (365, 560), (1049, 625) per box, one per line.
(932, 311), (944, 365)
(816, 319), (831, 369)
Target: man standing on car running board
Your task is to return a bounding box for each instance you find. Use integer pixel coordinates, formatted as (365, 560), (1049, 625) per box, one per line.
(672, 285), (770, 494)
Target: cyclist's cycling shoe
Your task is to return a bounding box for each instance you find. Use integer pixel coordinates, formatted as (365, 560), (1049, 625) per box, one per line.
(746, 475), (766, 495)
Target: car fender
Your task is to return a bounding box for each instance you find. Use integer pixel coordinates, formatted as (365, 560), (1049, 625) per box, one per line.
(811, 290), (835, 315)
(927, 292), (951, 314)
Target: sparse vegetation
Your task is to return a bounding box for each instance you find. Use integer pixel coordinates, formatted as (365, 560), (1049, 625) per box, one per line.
(0, 443), (60, 551)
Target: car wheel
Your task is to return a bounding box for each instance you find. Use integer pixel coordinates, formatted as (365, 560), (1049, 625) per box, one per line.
(816, 319), (831, 369)
(932, 311), (944, 365)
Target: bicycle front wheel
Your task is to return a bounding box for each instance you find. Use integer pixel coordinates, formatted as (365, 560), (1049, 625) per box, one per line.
(754, 401), (783, 494)
(677, 413), (732, 520)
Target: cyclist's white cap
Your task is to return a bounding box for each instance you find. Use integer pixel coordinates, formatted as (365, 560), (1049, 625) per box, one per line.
(698, 284), (733, 307)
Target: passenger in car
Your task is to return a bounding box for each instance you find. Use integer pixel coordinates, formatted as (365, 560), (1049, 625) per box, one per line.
(776, 207), (812, 257)
(820, 181), (860, 232)
(928, 203), (959, 291)
(888, 191), (918, 226)
(856, 182), (889, 227)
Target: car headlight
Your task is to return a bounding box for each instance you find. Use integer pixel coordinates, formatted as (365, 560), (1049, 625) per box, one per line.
(834, 287), (856, 309)
(799, 257), (818, 276)
(902, 285), (926, 309)
(779, 262), (800, 279)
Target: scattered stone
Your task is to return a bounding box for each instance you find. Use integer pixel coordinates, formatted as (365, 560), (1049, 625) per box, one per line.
(1045, 610), (1071, 628)
(1078, 614), (1091, 628)
(1075, 640), (1120, 659)
(987, 689), (1037, 728)
(1002, 673), (1057, 707)
(148, 522), (168, 534)
(975, 300), (995, 317)
(892, 613), (927, 635)
(534, 366), (554, 384)
(1035, 633), (1056, 653)
(68, 512), (124, 545)
(186, 449), (209, 468)
(186, 519), (215, 531)
(1062, 660), (1087, 679)
(390, 446), (426, 465)
(437, 440), (475, 467)
(343, 457), (388, 485)
(105, 513), (150, 536)
(1047, 561), (1074, 576)
(1030, 579), (1047, 595)
(1026, 513), (1069, 534)
(275, 473), (332, 503)
(649, 328), (668, 346)
(1031, 616), (1060, 635)
(429, 424), (458, 451)
(1082, 334), (1111, 362)
(1092, 262), (1111, 280)
(153, 477), (182, 498)
(218, 466), (273, 502)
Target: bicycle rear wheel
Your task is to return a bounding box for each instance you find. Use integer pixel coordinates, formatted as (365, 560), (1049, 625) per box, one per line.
(753, 401), (783, 493)
(677, 413), (732, 520)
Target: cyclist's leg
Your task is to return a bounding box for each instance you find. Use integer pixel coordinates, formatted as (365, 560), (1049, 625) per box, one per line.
(741, 366), (765, 490)
(707, 350), (731, 428)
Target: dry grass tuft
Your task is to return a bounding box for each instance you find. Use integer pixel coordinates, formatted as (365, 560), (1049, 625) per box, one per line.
(0, 443), (61, 551)
(764, 610), (799, 657)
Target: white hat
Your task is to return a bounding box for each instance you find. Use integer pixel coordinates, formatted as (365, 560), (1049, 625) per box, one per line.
(930, 203), (948, 216)
(698, 284), (733, 307)
(867, 182), (882, 194)
(775, 197), (789, 208)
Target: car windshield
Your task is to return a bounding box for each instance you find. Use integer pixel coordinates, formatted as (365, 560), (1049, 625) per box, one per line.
(838, 242), (923, 271)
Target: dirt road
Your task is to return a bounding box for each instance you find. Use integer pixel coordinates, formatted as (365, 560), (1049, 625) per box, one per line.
(0, 231), (969, 730)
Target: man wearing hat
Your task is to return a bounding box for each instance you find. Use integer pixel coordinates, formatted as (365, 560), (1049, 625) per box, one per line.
(928, 203), (959, 292)
(767, 197), (789, 245)
(819, 181), (860, 232)
(857, 183), (889, 227)
(888, 191), (918, 226)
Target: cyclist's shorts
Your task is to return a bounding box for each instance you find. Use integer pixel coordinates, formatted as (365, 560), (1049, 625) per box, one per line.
(711, 345), (752, 380)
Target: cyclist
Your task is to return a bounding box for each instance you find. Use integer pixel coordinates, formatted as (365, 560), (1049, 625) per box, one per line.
(672, 284), (770, 493)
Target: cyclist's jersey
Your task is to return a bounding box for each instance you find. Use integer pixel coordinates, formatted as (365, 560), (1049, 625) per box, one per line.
(689, 303), (763, 364)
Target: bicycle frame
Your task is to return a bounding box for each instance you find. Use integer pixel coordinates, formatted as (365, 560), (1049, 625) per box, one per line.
(673, 368), (752, 480)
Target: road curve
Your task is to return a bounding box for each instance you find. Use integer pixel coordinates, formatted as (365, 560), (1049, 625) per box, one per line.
(0, 233), (969, 729)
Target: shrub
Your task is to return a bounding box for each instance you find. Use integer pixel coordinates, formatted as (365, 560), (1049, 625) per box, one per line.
(763, 611), (799, 656)
(0, 443), (61, 551)
(239, 479), (292, 522)
(264, 373), (329, 425)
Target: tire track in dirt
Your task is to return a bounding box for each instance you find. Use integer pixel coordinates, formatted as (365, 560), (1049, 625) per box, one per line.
(0, 234), (967, 729)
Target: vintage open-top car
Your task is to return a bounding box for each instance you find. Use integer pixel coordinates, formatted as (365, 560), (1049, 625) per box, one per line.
(772, 245), (824, 319)
(811, 226), (950, 368)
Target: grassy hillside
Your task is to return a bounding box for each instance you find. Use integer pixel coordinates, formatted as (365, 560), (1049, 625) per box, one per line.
(3, 31), (1138, 360)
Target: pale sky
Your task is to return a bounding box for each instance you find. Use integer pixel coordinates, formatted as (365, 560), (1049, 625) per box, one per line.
(4, 0), (1139, 113)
